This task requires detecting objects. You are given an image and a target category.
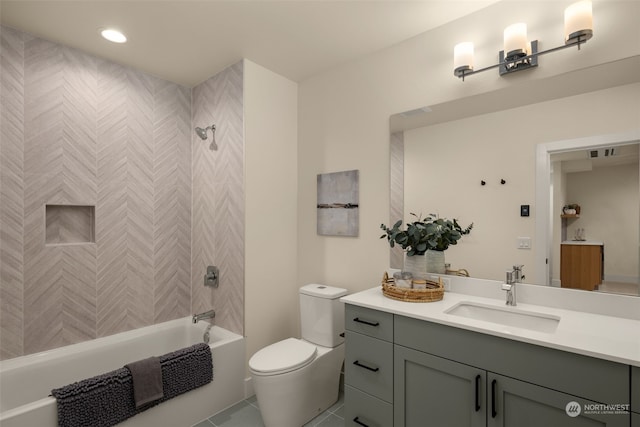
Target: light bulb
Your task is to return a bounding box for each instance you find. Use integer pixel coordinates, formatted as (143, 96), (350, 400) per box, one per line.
(100, 29), (127, 44)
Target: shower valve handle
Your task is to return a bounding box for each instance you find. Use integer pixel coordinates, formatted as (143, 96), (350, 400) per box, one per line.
(204, 266), (219, 288)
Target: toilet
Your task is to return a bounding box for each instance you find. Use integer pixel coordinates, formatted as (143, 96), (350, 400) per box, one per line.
(249, 284), (348, 427)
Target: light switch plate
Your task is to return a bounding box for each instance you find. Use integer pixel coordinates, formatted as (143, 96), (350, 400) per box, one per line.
(517, 237), (531, 249)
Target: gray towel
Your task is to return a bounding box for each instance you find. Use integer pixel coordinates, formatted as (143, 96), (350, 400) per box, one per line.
(51, 343), (213, 427)
(125, 356), (164, 408)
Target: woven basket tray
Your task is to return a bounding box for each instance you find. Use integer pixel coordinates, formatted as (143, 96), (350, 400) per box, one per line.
(381, 272), (444, 303)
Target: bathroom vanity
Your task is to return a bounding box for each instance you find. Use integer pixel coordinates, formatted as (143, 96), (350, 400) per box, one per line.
(342, 280), (640, 427)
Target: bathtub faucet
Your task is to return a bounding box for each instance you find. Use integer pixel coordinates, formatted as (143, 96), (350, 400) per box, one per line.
(192, 310), (216, 324)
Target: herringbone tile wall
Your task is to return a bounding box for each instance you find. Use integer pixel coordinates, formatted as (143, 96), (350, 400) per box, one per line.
(0, 26), (25, 360)
(0, 26), (198, 358)
(192, 61), (244, 336)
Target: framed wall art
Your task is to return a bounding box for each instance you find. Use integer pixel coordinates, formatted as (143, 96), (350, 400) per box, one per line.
(317, 170), (359, 237)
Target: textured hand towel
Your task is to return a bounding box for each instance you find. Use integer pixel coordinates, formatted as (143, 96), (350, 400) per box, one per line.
(125, 356), (164, 408)
(51, 343), (213, 427)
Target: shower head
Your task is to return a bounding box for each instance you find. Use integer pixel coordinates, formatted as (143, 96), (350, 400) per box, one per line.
(195, 124), (217, 150)
(195, 126), (209, 140)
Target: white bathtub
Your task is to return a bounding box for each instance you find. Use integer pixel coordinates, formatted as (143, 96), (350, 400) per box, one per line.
(0, 317), (245, 427)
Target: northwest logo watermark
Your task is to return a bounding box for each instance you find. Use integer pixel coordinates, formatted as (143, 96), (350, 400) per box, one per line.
(565, 402), (581, 417)
(565, 401), (629, 417)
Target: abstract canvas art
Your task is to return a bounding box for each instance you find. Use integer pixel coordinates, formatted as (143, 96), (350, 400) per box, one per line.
(317, 170), (359, 237)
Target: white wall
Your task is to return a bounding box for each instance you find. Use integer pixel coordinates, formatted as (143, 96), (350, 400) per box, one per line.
(566, 163), (640, 281)
(298, 1), (640, 293)
(403, 85), (640, 283)
(244, 60), (298, 375)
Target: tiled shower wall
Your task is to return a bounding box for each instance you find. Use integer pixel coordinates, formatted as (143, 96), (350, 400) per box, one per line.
(191, 62), (244, 336)
(0, 26), (197, 359)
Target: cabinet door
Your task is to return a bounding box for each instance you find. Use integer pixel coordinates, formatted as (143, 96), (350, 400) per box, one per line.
(394, 345), (486, 427)
(488, 373), (629, 427)
(632, 412), (640, 427)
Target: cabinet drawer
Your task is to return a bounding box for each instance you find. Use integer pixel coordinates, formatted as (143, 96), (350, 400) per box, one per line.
(345, 304), (393, 342)
(633, 366), (640, 413)
(344, 385), (393, 427)
(345, 331), (393, 402)
(395, 315), (629, 406)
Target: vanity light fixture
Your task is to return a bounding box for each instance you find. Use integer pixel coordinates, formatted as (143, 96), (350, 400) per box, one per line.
(100, 28), (127, 44)
(453, 0), (593, 81)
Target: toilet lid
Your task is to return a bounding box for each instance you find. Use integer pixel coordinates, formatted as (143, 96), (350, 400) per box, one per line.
(249, 338), (317, 375)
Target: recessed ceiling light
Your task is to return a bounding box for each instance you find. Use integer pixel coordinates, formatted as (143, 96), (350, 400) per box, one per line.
(100, 29), (127, 44)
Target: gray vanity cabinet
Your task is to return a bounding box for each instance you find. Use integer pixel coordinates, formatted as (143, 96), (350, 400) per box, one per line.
(394, 345), (486, 427)
(344, 304), (632, 427)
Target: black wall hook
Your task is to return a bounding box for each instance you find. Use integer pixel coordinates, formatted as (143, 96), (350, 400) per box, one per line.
(481, 180), (486, 186)
(500, 179), (506, 185)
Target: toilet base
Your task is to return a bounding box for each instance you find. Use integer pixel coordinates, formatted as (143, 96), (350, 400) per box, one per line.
(252, 343), (344, 427)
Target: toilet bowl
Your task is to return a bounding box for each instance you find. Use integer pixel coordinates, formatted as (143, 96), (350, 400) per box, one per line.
(249, 284), (347, 427)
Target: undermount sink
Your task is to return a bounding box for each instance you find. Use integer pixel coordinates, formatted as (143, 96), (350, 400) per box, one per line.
(445, 301), (560, 333)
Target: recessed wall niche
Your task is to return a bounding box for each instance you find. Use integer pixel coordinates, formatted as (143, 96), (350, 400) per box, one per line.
(45, 205), (95, 245)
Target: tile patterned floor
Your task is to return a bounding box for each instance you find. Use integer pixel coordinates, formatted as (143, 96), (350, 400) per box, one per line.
(193, 392), (345, 427)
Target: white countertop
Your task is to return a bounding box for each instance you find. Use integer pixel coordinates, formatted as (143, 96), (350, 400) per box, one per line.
(342, 286), (640, 366)
(561, 240), (604, 245)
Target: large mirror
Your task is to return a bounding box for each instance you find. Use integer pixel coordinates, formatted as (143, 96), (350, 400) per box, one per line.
(389, 57), (640, 296)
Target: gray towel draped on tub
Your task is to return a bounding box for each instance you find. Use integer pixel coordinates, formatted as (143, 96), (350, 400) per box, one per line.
(51, 342), (213, 427)
(125, 356), (164, 408)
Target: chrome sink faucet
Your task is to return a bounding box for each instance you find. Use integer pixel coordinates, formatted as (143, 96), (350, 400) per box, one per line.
(501, 265), (524, 306)
(192, 309), (216, 324)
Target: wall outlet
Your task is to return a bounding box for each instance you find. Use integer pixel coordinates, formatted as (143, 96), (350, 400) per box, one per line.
(517, 237), (531, 249)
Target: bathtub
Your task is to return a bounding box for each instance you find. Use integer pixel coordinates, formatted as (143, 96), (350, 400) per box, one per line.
(0, 317), (245, 427)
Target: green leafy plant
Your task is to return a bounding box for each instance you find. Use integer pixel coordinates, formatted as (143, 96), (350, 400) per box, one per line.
(380, 213), (473, 256)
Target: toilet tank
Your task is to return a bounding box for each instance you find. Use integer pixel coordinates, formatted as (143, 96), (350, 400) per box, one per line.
(299, 284), (348, 348)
